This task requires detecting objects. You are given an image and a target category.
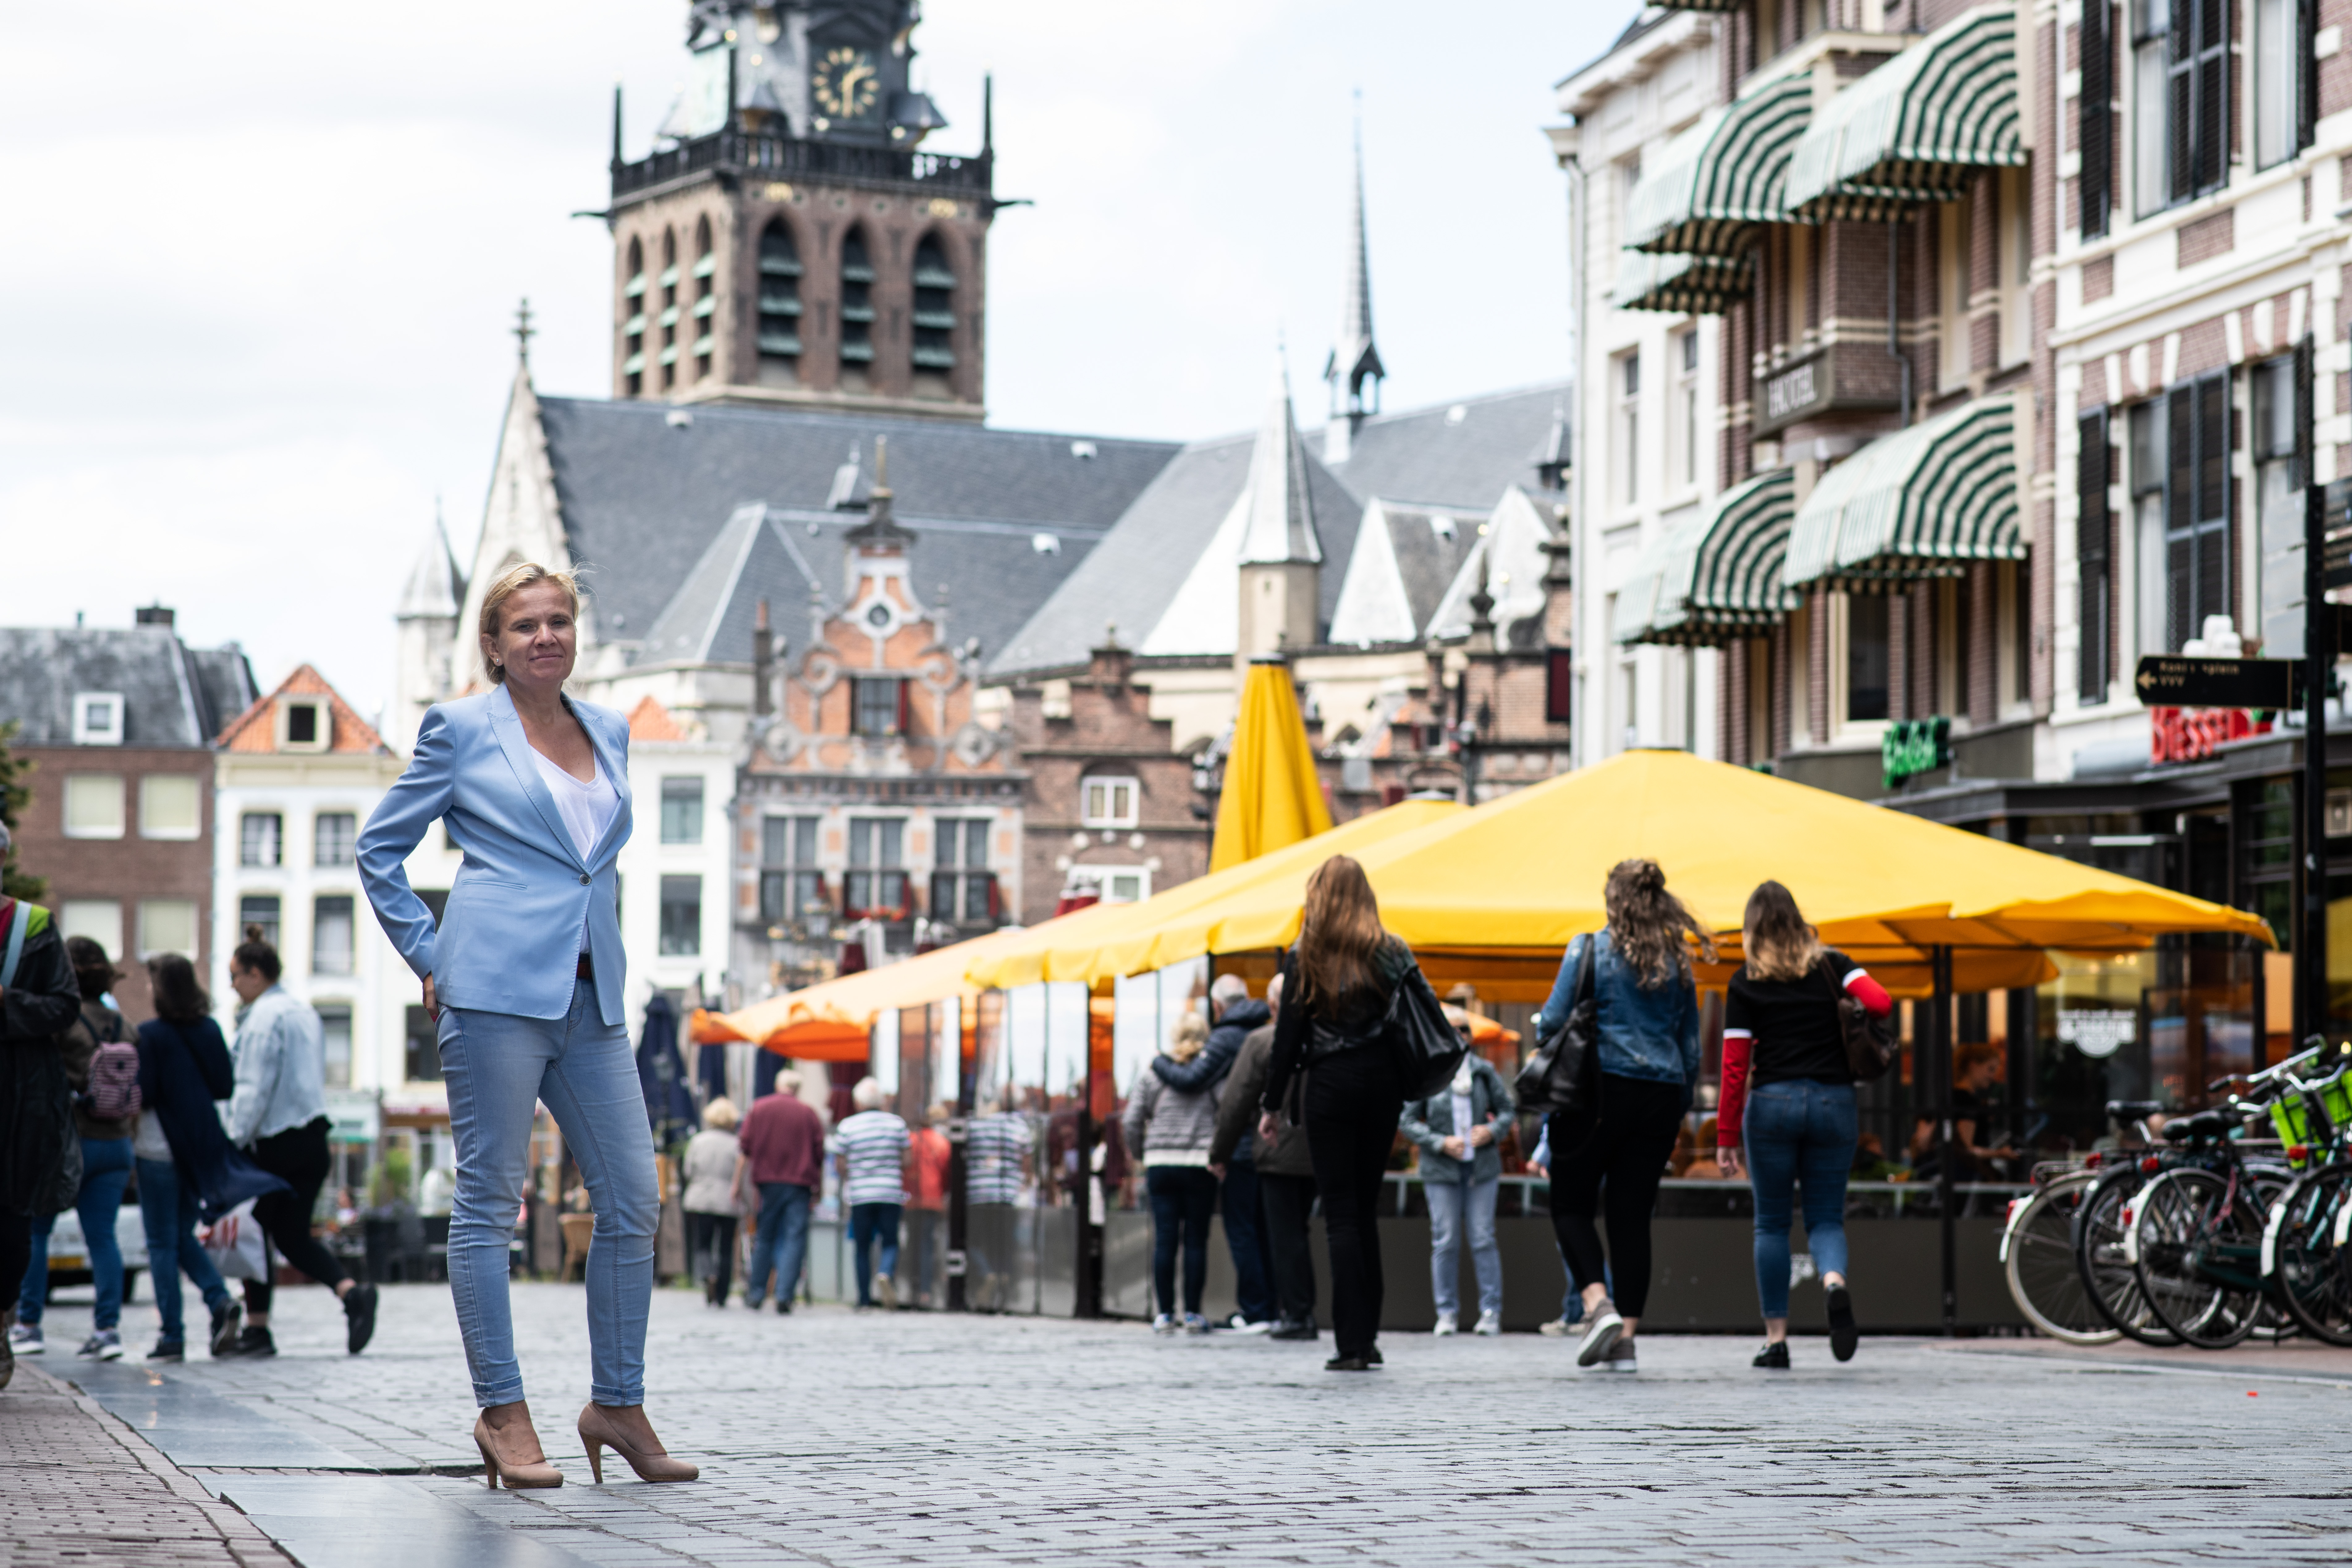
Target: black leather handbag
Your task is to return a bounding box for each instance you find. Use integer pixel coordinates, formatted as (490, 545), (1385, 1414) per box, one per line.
(1383, 963), (1468, 1100)
(1827, 957), (1899, 1080)
(1515, 933), (1599, 1117)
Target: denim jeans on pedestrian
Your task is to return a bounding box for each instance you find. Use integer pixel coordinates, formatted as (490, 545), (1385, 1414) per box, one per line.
(1745, 1077), (1858, 1320)
(1427, 1173), (1502, 1323)
(1145, 1164), (1219, 1318)
(849, 1202), (902, 1306)
(744, 1182), (811, 1307)
(439, 982), (659, 1408)
(20, 1137), (135, 1330)
(1219, 1160), (1276, 1324)
(135, 1156), (232, 1345)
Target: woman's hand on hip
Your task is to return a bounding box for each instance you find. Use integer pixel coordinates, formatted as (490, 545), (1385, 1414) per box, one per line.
(422, 975), (438, 1019)
(1716, 1145), (1742, 1177)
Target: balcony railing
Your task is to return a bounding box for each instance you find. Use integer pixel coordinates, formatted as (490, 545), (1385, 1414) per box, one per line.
(614, 131), (994, 203)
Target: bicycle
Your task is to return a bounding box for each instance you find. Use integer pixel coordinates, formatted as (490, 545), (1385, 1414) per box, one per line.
(2069, 1100), (2181, 1345)
(2257, 1044), (2352, 1345)
(2001, 1160), (2122, 1344)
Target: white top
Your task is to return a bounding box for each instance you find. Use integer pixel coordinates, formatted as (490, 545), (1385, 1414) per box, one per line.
(531, 746), (619, 861)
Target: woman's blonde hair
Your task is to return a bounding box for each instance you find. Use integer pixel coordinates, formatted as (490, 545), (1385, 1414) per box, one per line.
(1604, 858), (1715, 990)
(702, 1096), (740, 1131)
(1168, 1012), (1209, 1063)
(1295, 855), (1387, 1008)
(478, 561), (583, 683)
(1742, 880), (1824, 983)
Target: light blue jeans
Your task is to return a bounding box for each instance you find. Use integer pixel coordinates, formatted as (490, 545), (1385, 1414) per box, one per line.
(21, 1137), (135, 1330)
(438, 982), (658, 1408)
(744, 1182), (811, 1307)
(134, 1156), (232, 1345)
(1427, 1174), (1502, 1321)
(1745, 1078), (1858, 1320)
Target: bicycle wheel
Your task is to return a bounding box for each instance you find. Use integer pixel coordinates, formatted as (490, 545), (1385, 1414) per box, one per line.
(2246, 1165), (2302, 1342)
(2266, 1163), (2352, 1346)
(2132, 1167), (2266, 1349)
(2074, 1165), (2178, 1345)
(2004, 1175), (2122, 1343)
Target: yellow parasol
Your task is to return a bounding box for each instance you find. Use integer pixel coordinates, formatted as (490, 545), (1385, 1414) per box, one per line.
(1210, 658), (1334, 872)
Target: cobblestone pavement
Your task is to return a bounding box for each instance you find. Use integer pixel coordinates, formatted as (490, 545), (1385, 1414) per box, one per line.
(26, 1282), (2352, 1566)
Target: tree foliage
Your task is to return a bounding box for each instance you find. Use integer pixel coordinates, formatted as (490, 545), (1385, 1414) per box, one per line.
(0, 720), (46, 902)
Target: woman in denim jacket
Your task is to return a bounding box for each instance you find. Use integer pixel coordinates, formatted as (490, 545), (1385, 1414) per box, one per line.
(1531, 858), (1710, 1374)
(1400, 1042), (1515, 1336)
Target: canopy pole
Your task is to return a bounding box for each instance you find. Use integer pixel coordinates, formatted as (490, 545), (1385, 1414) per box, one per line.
(946, 999), (970, 1313)
(1933, 945), (1957, 1337)
(2302, 471), (2329, 1047)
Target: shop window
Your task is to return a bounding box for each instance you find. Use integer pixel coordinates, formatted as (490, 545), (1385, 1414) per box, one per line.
(930, 818), (996, 926)
(241, 811), (282, 867)
(760, 815), (826, 927)
(2132, 0), (2227, 218)
(846, 818), (907, 919)
(313, 895), (354, 977)
(1846, 594), (1890, 722)
(239, 895), (281, 950)
(660, 777), (704, 844)
(63, 774), (125, 839)
(1080, 776), (1138, 828)
(315, 811), (356, 867)
(317, 1003), (352, 1089)
(140, 775), (200, 840)
(756, 220), (802, 385)
(658, 875), (702, 956)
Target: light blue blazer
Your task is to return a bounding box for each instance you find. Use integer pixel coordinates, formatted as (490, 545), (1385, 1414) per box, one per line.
(358, 684), (634, 1026)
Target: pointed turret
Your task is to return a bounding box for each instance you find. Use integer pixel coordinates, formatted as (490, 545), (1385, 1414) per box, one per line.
(1323, 108), (1385, 462)
(397, 504), (464, 622)
(1236, 354), (1324, 666)
(390, 506), (467, 754)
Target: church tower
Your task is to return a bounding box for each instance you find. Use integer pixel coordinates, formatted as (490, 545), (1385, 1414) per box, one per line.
(607, 1), (993, 421)
(1321, 113), (1385, 465)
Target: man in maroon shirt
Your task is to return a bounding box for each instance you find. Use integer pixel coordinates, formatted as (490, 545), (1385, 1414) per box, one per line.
(734, 1070), (827, 1313)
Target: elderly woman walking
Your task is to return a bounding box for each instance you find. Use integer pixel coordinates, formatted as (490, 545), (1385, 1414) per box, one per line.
(681, 1099), (744, 1307)
(1125, 1012), (1223, 1334)
(1534, 858), (1710, 1375)
(360, 561), (693, 1489)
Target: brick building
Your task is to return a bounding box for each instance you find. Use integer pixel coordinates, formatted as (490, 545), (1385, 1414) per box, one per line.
(0, 609), (256, 1019)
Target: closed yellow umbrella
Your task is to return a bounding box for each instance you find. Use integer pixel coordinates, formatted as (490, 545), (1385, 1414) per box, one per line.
(1172, 749), (2272, 997)
(1210, 657), (1334, 873)
(965, 797), (1462, 991)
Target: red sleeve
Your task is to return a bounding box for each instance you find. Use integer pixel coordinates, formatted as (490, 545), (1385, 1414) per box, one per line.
(1843, 968), (1893, 1017)
(1718, 1032), (1752, 1146)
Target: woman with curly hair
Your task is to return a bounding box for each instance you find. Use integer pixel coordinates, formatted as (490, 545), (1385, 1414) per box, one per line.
(1531, 858), (1711, 1374)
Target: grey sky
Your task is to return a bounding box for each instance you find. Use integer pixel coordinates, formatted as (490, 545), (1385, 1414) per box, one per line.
(0, 0), (1631, 717)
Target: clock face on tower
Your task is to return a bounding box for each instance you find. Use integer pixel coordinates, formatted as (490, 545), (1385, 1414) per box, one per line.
(812, 46), (881, 121)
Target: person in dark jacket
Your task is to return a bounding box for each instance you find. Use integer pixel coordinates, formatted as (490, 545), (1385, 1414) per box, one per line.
(1150, 974), (1274, 1329)
(12, 938), (139, 1362)
(1260, 856), (1425, 1372)
(1, 880), (86, 1393)
(135, 954), (284, 1363)
(1209, 974), (1315, 1338)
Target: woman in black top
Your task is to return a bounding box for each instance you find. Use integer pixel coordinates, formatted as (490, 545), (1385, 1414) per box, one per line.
(1716, 882), (1891, 1367)
(1260, 856), (1422, 1372)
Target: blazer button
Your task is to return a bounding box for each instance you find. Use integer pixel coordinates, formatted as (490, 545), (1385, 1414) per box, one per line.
(579, 873), (591, 885)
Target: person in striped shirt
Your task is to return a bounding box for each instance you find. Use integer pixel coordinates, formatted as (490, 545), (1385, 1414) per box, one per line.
(829, 1079), (911, 1309)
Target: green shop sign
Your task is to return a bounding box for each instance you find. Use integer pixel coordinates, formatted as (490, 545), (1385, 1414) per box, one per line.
(1882, 716), (1950, 789)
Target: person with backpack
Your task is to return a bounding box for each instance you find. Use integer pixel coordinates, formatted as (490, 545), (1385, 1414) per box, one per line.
(10, 938), (140, 1362)
(1258, 855), (1429, 1373)
(1532, 858), (1711, 1375)
(134, 953), (281, 1363)
(0, 856), (87, 1393)
(221, 926), (377, 1358)
(1716, 881), (1893, 1367)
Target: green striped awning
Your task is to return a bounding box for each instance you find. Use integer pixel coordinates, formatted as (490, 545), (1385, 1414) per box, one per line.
(1783, 5), (2025, 222)
(1614, 471), (1800, 647)
(1648, 0), (1742, 11)
(1782, 398), (2021, 592)
(1609, 249), (1750, 315)
(1625, 75), (1813, 258)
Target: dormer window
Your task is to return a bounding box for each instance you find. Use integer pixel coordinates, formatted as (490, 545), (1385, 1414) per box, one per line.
(72, 692), (124, 746)
(278, 698), (328, 753)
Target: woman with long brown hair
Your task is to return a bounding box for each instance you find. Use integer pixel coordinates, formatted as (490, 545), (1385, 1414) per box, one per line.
(1259, 856), (1426, 1371)
(1716, 881), (1892, 1367)
(1531, 858), (1711, 1374)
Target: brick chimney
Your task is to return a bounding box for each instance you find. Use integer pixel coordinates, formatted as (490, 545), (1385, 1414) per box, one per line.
(752, 599), (775, 716)
(134, 604), (175, 628)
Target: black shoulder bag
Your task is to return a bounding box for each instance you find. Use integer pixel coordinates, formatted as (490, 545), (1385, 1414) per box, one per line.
(1827, 957), (1898, 1081)
(1515, 934), (1600, 1117)
(1382, 962), (1468, 1101)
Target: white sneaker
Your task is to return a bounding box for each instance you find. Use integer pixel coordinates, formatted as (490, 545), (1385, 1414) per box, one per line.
(8, 1321), (43, 1356)
(1229, 1315), (1274, 1335)
(875, 1275), (898, 1310)
(1474, 1310), (1501, 1337)
(1536, 1317), (1572, 1338)
(1433, 1316), (1459, 1336)
(1152, 1313), (1178, 1335)
(1574, 1306), (1625, 1367)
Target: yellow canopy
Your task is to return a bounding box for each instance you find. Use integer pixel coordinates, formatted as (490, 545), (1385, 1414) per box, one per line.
(965, 798), (1463, 990)
(1211, 659), (1334, 872)
(1042, 749), (2274, 997)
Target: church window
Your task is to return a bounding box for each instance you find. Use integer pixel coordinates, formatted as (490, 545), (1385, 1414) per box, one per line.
(911, 234), (955, 380)
(659, 228), (679, 391)
(623, 238), (646, 397)
(839, 227), (875, 381)
(756, 219), (802, 386)
(691, 218), (716, 381)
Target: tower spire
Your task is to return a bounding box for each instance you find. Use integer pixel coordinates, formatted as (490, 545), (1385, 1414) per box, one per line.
(1323, 95), (1384, 462)
(512, 297), (536, 367)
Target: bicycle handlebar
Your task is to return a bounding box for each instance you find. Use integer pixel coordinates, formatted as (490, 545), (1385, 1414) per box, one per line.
(2207, 1040), (2329, 1095)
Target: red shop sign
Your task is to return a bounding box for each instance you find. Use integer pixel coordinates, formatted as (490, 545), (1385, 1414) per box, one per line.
(2148, 706), (2270, 765)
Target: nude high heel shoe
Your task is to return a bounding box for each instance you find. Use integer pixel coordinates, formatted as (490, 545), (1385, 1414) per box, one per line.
(577, 1404), (699, 1484)
(473, 1413), (564, 1490)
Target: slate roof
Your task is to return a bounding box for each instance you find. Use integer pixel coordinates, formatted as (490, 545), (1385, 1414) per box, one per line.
(1307, 381), (1572, 511)
(1327, 502), (1486, 648)
(217, 664), (389, 754)
(0, 627), (258, 750)
(534, 397), (1183, 667)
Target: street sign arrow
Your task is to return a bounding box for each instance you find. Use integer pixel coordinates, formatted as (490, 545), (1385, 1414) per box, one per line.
(2133, 655), (2303, 710)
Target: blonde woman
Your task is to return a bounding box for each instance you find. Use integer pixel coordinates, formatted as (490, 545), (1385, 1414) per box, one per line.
(358, 562), (694, 1488)
(1123, 1012), (1223, 1333)
(1532, 858), (1712, 1374)
(1716, 881), (1893, 1367)
(680, 1099), (744, 1308)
